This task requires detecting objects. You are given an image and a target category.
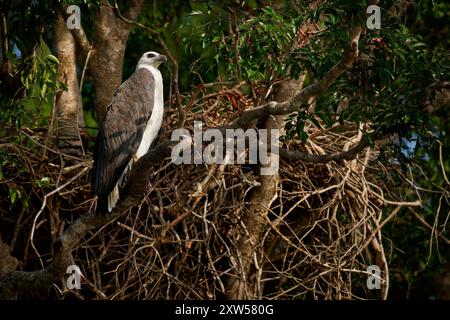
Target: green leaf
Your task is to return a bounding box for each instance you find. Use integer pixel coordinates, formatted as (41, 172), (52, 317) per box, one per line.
(46, 55), (59, 65)
(296, 121), (308, 142)
(308, 114), (321, 128)
(36, 176), (51, 188)
(9, 188), (17, 205)
(40, 83), (47, 100)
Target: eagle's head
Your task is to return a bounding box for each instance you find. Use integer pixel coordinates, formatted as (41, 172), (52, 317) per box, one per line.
(137, 51), (167, 68)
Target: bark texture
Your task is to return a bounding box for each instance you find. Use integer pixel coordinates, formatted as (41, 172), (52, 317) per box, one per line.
(68, 0), (145, 122)
(54, 11), (85, 156)
(226, 80), (302, 299)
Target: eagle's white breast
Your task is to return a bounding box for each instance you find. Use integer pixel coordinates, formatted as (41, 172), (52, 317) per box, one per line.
(136, 65), (164, 158)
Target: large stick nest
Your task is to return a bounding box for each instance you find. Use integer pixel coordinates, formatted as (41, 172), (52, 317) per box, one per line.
(0, 86), (422, 300)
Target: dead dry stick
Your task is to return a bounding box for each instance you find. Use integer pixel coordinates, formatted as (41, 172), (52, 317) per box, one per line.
(30, 166), (89, 267)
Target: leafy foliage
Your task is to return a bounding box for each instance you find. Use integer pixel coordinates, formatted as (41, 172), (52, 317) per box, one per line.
(2, 38), (63, 128)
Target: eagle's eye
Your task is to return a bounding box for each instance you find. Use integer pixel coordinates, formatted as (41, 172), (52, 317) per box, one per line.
(146, 53), (156, 59)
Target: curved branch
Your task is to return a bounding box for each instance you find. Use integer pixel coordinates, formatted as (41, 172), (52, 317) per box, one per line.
(230, 25), (362, 129)
(58, 5), (91, 58)
(122, 0), (145, 20)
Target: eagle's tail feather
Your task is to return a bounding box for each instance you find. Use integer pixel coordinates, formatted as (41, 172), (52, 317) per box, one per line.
(98, 158), (135, 215)
(108, 184), (120, 212)
(96, 185), (119, 215)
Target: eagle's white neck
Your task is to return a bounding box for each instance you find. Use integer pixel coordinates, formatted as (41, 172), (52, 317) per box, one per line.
(135, 64), (164, 158)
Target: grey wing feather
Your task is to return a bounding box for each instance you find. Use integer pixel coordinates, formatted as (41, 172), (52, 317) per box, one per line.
(91, 68), (155, 196)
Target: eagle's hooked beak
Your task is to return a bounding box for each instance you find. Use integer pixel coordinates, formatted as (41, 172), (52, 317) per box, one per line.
(158, 54), (167, 63)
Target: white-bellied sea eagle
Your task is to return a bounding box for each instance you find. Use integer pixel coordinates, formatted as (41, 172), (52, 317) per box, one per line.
(91, 51), (167, 214)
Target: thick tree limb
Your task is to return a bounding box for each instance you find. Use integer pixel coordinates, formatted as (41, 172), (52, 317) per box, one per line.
(0, 12), (10, 69)
(226, 81), (298, 299)
(54, 10), (85, 156)
(62, 0), (143, 61)
(58, 4), (91, 58)
(63, 0), (145, 122)
(122, 0), (145, 20)
(67, 24), (91, 59)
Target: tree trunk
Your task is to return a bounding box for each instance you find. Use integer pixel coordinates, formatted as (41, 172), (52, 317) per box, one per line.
(226, 79), (303, 299)
(54, 11), (84, 156)
(64, 0), (144, 122)
(90, 2), (131, 122)
(225, 160), (278, 299)
(88, 0), (144, 122)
